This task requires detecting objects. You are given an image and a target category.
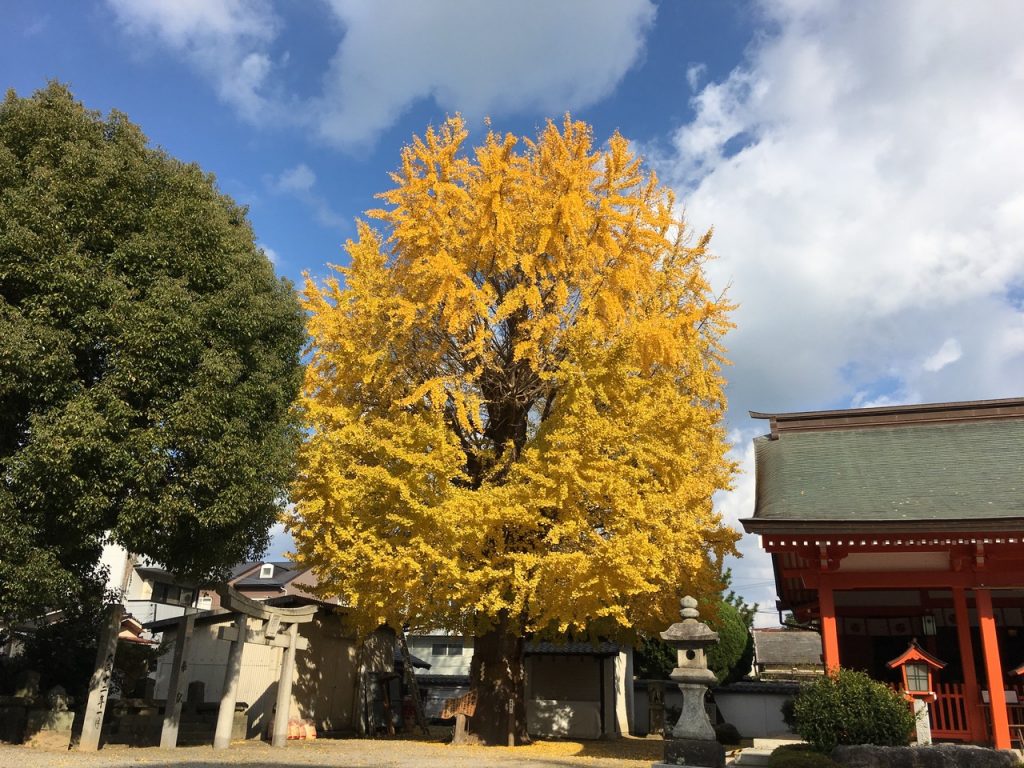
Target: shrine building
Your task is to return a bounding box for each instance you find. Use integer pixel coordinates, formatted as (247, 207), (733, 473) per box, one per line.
(741, 397), (1024, 749)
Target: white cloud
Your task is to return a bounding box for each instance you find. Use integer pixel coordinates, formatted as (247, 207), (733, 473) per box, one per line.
(715, 431), (781, 627)
(663, 0), (1024, 416)
(314, 0), (655, 147)
(257, 242), (279, 265)
(271, 164), (346, 230)
(107, 0), (655, 149)
(107, 0), (280, 122)
(685, 63), (706, 93)
(922, 338), (962, 373)
(275, 163), (316, 194)
(661, 0), (1024, 619)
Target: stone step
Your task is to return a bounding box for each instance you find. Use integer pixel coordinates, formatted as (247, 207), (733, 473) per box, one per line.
(731, 748), (774, 766)
(752, 736), (804, 750)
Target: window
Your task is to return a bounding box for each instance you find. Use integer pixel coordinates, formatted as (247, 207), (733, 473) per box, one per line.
(905, 662), (930, 693)
(197, 595), (213, 610)
(152, 582), (185, 605)
(431, 642), (463, 656)
(259, 564), (274, 579)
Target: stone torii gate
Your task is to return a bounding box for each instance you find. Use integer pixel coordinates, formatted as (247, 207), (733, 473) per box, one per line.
(210, 585), (316, 749)
(78, 584), (316, 751)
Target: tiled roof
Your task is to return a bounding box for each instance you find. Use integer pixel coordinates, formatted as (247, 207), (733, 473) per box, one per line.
(524, 641), (621, 656)
(752, 629), (823, 667)
(748, 419), (1024, 526)
(232, 561), (305, 588)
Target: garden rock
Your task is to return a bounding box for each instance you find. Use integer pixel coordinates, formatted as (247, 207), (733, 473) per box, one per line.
(832, 743), (1018, 768)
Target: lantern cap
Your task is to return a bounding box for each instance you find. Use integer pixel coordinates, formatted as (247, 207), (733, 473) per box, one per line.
(660, 596), (719, 648)
(886, 639), (946, 671)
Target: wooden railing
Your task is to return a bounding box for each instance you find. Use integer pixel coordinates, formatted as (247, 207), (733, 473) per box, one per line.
(928, 682), (971, 740)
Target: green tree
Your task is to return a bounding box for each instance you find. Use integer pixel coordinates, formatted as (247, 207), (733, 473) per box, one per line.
(706, 598), (754, 685)
(634, 589), (755, 685)
(0, 84), (305, 625)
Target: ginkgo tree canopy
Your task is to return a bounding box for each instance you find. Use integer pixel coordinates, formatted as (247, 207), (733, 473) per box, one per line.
(290, 115), (738, 639)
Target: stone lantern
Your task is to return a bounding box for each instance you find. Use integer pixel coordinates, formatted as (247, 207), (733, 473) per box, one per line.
(654, 596), (724, 768)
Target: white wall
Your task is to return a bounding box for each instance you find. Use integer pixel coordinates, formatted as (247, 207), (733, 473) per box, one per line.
(99, 542), (132, 595)
(714, 690), (794, 739)
(407, 634), (474, 677)
(154, 613), (363, 736)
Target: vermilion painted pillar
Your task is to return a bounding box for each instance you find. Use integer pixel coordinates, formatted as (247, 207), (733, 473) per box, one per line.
(976, 588), (1010, 749)
(818, 578), (840, 672)
(952, 587), (986, 742)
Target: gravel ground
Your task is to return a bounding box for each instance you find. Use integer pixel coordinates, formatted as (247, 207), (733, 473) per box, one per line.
(0, 736), (673, 768)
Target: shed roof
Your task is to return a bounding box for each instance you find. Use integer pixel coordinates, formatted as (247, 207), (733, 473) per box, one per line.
(752, 629), (823, 667)
(744, 418), (1024, 532)
(524, 641), (621, 657)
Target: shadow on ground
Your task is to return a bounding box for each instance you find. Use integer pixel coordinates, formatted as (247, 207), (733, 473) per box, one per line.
(1, 737), (668, 768)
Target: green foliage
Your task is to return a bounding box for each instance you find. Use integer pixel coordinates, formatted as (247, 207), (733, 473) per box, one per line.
(714, 721), (741, 745)
(634, 592), (755, 684)
(706, 598), (754, 685)
(791, 668), (916, 753)
(111, 636), (169, 698)
(634, 634), (676, 680)
(768, 744), (839, 768)
(0, 598), (105, 700)
(0, 84), (305, 624)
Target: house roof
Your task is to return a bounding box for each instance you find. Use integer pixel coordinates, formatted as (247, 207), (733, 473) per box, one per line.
(743, 414), (1024, 533)
(232, 561), (305, 588)
(395, 644), (431, 669)
(135, 566), (196, 586)
(524, 641), (621, 657)
(752, 629), (823, 667)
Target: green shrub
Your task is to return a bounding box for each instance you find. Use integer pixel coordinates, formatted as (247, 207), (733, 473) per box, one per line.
(791, 668), (915, 753)
(714, 721), (741, 745)
(768, 744), (839, 767)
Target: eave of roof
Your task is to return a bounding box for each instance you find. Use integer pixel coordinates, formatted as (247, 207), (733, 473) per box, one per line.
(741, 517), (1024, 536)
(751, 397), (1024, 437)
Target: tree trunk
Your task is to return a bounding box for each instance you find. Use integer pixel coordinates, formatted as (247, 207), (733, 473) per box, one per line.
(468, 616), (530, 746)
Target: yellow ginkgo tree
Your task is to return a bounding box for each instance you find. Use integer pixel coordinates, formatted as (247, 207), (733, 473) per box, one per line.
(289, 116), (739, 744)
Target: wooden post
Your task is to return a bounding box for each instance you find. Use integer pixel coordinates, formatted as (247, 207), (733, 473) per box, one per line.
(398, 629), (431, 735)
(160, 612), (196, 749)
(214, 615), (246, 749)
(952, 587), (986, 742)
(272, 622), (298, 747)
(79, 604), (123, 751)
(976, 588), (1011, 749)
(818, 578), (840, 672)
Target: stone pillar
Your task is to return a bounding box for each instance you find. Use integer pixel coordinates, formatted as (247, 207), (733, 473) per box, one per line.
(214, 615), (246, 749)
(79, 604), (123, 751)
(159, 612), (196, 749)
(272, 622), (298, 747)
(913, 699), (932, 745)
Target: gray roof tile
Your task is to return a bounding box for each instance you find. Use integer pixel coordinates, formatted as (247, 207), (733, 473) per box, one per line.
(751, 420), (1024, 524)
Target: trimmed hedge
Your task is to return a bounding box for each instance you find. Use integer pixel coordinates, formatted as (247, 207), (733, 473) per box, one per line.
(791, 668), (915, 753)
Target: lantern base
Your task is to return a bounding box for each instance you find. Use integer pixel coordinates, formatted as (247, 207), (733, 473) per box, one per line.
(654, 737), (725, 768)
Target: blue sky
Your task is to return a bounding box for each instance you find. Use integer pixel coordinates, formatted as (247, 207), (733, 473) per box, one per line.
(5, 1), (1024, 623)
